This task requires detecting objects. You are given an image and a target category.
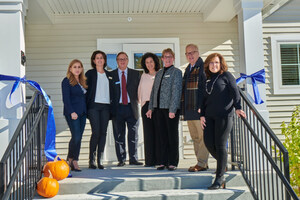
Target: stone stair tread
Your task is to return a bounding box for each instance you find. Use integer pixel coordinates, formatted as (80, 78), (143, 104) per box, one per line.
(35, 187), (251, 200)
(53, 166), (246, 196)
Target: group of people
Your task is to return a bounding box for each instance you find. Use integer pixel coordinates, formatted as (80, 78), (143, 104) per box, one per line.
(61, 44), (246, 190)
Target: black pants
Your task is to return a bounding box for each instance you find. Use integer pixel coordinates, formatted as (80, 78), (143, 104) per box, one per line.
(112, 104), (139, 162)
(156, 109), (180, 166)
(88, 103), (110, 165)
(141, 102), (160, 166)
(203, 116), (233, 178)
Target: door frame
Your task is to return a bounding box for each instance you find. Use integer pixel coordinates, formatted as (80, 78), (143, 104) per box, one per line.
(97, 38), (183, 162)
(97, 38), (180, 67)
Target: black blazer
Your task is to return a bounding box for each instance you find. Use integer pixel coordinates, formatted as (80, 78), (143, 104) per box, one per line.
(61, 77), (86, 116)
(111, 68), (141, 120)
(85, 68), (113, 111)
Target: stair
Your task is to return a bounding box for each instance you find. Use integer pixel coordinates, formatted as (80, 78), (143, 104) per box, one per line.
(34, 163), (253, 200)
(183, 143), (196, 159)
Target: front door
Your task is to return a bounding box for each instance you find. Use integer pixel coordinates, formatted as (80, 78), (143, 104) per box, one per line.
(97, 38), (181, 162)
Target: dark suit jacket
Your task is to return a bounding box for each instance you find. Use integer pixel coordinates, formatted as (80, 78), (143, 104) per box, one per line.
(111, 68), (141, 120)
(61, 77), (86, 116)
(85, 68), (113, 112)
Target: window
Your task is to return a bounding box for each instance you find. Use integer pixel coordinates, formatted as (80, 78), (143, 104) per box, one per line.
(271, 34), (300, 94)
(280, 44), (300, 85)
(107, 54), (117, 70)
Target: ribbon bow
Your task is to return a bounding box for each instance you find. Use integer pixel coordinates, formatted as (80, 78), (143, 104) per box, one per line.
(0, 74), (58, 161)
(236, 69), (265, 104)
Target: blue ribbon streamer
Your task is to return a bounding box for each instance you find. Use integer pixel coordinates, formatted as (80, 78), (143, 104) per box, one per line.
(0, 74), (58, 161)
(236, 69), (265, 104)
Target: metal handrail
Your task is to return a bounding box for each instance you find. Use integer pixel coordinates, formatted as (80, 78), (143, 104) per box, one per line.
(231, 87), (299, 200)
(0, 91), (48, 200)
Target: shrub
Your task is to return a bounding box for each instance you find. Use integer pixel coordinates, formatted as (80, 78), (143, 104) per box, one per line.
(281, 105), (300, 197)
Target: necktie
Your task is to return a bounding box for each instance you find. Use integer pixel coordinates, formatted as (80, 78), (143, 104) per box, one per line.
(121, 71), (128, 105)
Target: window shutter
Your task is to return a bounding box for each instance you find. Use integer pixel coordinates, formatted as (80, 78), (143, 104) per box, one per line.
(280, 44), (300, 85)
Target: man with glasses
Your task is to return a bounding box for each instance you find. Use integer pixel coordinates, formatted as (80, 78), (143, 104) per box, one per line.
(111, 52), (142, 167)
(181, 44), (209, 172)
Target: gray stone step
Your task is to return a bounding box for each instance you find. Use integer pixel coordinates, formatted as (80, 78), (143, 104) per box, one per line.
(55, 168), (246, 195)
(34, 159), (253, 200)
(35, 187), (252, 200)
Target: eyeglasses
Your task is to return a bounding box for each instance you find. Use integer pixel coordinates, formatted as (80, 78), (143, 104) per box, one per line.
(185, 51), (198, 56)
(117, 58), (128, 61)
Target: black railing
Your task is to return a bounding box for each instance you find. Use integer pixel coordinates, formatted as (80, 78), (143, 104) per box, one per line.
(231, 88), (299, 200)
(0, 91), (48, 200)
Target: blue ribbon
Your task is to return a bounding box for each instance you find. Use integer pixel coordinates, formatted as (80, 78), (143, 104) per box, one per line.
(236, 69), (265, 104)
(0, 74), (58, 161)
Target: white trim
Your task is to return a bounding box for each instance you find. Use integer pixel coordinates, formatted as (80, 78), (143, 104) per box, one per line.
(97, 38), (180, 68)
(271, 34), (300, 94)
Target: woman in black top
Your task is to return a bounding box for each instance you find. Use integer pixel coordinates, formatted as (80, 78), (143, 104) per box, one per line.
(86, 50), (113, 169)
(200, 53), (246, 189)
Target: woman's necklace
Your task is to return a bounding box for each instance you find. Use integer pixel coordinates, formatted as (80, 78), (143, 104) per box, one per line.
(206, 74), (221, 95)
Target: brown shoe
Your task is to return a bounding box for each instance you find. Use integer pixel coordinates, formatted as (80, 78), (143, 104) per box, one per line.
(188, 165), (208, 172)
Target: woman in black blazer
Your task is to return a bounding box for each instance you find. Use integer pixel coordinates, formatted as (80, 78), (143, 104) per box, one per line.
(200, 53), (246, 189)
(62, 59), (88, 171)
(86, 50), (113, 169)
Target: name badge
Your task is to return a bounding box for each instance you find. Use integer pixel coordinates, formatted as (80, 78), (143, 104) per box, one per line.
(115, 81), (120, 84)
(164, 75), (170, 78)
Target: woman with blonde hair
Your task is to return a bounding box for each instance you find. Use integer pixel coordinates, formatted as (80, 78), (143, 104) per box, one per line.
(62, 59), (88, 171)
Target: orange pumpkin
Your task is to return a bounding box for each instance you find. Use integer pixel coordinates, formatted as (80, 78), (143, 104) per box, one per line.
(37, 170), (59, 198)
(43, 156), (69, 181)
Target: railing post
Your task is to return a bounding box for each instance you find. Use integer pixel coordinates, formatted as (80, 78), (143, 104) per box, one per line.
(0, 162), (6, 199)
(230, 127), (236, 171)
(37, 120), (42, 173)
(283, 152), (291, 200)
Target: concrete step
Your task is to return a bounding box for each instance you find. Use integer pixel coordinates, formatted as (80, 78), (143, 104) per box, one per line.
(184, 155), (196, 159)
(33, 165), (252, 200)
(35, 187), (252, 200)
(56, 167), (246, 194)
(57, 171), (246, 195)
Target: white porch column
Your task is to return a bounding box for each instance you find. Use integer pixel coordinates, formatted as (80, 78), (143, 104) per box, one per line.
(234, 0), (269, 123)
(0, 0), (28, 159)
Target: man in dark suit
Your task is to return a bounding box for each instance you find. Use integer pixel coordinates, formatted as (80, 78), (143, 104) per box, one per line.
(111, 52), (142, 166)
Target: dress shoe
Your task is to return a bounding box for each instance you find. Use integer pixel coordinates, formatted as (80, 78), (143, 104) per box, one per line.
(89, 163), (97, 169)
(188, 165), (208, 172)
(157, 165), (166, 170)
(117, 161), (126, 167)
(71, 160), (82, 172)
(208, 176), (226, 190)
(98, 164), (104, 169)
(129, 161), (143, 165)
(168, 165), (177, 171)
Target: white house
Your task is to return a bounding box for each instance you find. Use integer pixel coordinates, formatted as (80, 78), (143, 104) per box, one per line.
(1, 0), (299, 164)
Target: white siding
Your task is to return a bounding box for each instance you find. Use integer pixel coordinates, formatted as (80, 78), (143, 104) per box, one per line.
(263, 22), (300, 141)
(25, 13), (239, 163)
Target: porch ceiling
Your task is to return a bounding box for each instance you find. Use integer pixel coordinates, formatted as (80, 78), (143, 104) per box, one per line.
(27, 0), (288, 23)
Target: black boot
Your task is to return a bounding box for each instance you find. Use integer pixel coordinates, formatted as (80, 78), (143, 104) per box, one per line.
(97, 152), (104, 169)
(208, 176), (226, 190)
(89, 152), (97, 169)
